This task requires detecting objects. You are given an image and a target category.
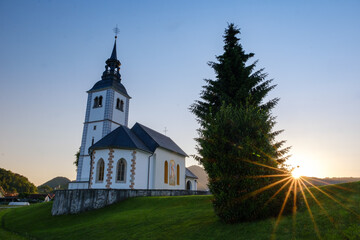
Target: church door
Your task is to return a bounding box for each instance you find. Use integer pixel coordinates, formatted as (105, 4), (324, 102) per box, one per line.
(186, 181), (192, 190)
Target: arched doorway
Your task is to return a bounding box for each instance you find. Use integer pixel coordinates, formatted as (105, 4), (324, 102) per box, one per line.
(186, 180), (192, 190)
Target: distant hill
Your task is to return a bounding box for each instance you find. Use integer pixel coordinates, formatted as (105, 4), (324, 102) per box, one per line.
(187, 165), (360, 190)
(0, 168), (37, 193)
(39, 177), (71, 189)
(187, 165), (209, 191)
(303, 177), (360, 186)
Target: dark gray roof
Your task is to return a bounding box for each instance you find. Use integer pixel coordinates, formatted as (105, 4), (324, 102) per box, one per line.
(185, 168), (198, 179)
(88, 79), (130, 97)
(89, 125), (151, 153)
(131, 123), (188, 157)
(110, 40), (117, 60)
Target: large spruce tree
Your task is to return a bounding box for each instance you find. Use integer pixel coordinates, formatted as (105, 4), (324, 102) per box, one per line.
(191, 24), (291, 223)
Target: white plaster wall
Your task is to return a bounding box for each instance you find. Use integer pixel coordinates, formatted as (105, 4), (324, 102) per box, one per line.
(90, 149), (151, 189)
(112, 91), (129, 126)
(109, 149), (134, 189)
(68, 182), (89, 189)
(80, 155), (91, 181)
(88, 90), (107, 122)
(84, 122), (103, 156)
(153, 148), (185, 190)
(131, 151), (151, 189)
(90, 149), (109, 189)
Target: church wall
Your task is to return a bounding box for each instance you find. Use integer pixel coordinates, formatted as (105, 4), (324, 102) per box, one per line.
(130, 150), (150, 189)
(90, 149), (152, 190)
(153, 148), (185, 190)
(85, 122), (104, 154)
(112, 91), (129, 127)
(109, 149), (136, 189)
(90, 149), (109, 189)
(88, 90), (107, 122)
(79, 155), (91, 182)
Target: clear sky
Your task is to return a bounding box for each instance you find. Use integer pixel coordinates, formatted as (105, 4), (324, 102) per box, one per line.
(0, 0), (359, 186)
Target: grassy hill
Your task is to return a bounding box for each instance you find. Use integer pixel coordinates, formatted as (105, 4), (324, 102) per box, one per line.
(1, 181), (360, 239)
(38, 176), (71, 189)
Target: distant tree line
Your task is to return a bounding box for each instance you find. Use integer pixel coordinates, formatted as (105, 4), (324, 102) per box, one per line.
(0, 168), (37, 194)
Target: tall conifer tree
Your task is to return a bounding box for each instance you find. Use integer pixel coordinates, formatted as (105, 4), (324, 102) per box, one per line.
(191, 23), (288, 164)
(191, 24), (291, 223)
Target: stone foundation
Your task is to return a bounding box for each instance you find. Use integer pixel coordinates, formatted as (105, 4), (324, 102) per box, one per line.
(51, 189), (210, 216)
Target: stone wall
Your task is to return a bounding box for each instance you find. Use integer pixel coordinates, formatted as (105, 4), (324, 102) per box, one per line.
(51, 189), (210, 216)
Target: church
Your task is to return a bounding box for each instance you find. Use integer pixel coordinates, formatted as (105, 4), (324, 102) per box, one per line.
(68, 36), (197, 191)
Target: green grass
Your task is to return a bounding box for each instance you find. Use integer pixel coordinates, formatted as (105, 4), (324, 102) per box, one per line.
(1, 181), (360, 240)
(0, 208), (27, 240)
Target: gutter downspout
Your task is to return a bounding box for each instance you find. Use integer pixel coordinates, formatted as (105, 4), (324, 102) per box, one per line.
(88, 149), (94, 189)
(147, 153), (154, 190)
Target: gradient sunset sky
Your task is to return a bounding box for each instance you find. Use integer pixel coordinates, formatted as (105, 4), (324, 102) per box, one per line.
(0, 0), (359, 185)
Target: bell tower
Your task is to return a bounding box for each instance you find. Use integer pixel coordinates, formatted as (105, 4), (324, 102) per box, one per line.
(74, 34), (131, 186)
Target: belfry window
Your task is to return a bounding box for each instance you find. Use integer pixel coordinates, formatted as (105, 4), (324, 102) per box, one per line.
(116, 98), (120, 109)
(120, 100), (124, 112)
(116, 159), (127, 182)
(116, 98), (124, 112)
(93, 96), (103, 108)
(98, 96), (103, 107)
(93, 97), (99, 108)
(97, 159), (105, 182)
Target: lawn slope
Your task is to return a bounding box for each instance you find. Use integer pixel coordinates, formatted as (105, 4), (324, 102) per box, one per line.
(2, 181), (360, 240)
(0, 209), (26, 240)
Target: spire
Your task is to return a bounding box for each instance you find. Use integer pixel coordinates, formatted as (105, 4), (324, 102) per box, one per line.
(110, 38), (117, 60)
(101, 32), (121, 82)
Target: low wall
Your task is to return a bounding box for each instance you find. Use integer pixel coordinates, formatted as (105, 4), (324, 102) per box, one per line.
(51, 189), (209, 216)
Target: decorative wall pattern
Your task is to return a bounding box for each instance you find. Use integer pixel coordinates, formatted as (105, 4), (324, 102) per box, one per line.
(89, 151), (96, 187)
(102, 90), (114, 137)
(105, 149), (115, 189)
(129, 151), (136, 189)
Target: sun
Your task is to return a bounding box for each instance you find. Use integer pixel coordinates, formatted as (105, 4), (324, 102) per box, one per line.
(291, 166), (302, 179)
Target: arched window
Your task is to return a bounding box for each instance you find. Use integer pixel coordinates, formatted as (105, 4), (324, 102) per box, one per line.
(120, 100), (124, 112)
(177, 164), (180, 185)
(186, 181), (192, 190)
(164, 161), (168, 184)
(98, 96), (103, 107)
(116, 158), (127, 182)
(97, 159), (105, 182)
(116, 98), (121, 110)
(93, 97), (99, 108)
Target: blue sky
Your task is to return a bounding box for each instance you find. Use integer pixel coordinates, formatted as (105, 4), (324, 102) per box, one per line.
(0, 0), (359, 185)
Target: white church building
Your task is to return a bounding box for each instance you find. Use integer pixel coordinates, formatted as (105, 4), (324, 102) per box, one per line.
(68, 36), (197, 191)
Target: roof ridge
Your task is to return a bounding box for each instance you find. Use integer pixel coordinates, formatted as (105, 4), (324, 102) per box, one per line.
(133, 122), (159, 147)
(121, 126), (145, 149)
(135, 122), (170, 139)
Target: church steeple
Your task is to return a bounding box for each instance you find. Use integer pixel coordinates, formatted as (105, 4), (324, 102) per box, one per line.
(102, 36), (121, 81)
(110, 38), (117, 60)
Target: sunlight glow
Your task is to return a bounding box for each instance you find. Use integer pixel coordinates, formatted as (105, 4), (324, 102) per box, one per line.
(291, 167), (302, 179)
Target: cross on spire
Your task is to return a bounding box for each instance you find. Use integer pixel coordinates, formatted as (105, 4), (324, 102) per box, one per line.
(113, 25), (120, 39)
